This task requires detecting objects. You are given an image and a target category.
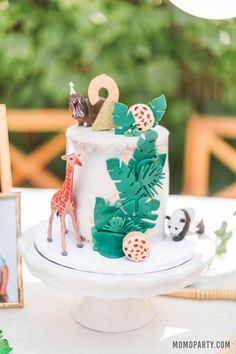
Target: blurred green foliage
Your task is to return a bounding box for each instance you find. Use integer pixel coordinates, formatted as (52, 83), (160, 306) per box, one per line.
(0, 0), (235, 192)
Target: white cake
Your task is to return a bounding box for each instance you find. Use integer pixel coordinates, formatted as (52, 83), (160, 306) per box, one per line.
(66, 124), (169, 242)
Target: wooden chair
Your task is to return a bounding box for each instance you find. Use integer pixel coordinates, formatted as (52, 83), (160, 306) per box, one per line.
(0, 105), (12, 192)
(182, 114), (236, 197)
(6, 109), (73, 189)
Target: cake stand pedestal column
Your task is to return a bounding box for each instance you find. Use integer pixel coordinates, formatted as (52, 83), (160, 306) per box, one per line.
(71, 297), (155, 332)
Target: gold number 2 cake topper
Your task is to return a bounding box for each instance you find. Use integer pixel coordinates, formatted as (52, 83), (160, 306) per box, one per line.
(89, 74), (120, 131)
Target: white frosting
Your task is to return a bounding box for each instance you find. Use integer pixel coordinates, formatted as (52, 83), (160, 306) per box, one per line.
(66, 125), (169, 242)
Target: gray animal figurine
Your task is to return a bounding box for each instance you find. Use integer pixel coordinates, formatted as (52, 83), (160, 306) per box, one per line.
(166, 207), (205, 241)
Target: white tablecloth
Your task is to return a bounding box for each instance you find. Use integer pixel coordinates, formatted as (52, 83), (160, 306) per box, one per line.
(1, 189), (236, 354)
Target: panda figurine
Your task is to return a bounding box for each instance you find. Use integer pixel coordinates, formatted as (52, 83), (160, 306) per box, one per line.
(166, 208), (205, 242)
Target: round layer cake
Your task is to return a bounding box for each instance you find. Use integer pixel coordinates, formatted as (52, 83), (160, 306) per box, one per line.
(66, 124), (169, 242)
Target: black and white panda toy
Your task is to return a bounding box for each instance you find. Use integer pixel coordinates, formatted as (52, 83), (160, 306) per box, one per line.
(166, 208), (205, 242)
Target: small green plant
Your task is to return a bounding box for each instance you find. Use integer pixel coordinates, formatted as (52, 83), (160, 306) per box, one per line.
(214, 212), (235, 256)
(0, 330), (12, 354)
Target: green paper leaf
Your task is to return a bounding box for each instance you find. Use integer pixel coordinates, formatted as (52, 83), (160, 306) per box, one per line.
(137, 159), (165, 197)
(136, 197), (159, 223)
(159, 153), (167, 167)
(93, 127), (166, 247)
(93, 197), (118, 231)
(129, 130), (158, 171)
(119, 197), (159, 232)
(122, 199), (136, 215)
(106, 159), (142, 202)
(113, 102), (135, 135)
(147, 95), (167, 126)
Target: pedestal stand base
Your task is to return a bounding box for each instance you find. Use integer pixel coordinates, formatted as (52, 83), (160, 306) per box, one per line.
(71, 297), (155, 333)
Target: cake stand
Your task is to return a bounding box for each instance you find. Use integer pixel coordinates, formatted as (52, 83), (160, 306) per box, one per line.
(20, 222), (215, 333)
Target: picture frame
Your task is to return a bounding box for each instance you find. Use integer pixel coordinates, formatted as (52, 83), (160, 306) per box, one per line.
(0, 104), (12, 193)
(0, 192), (23, 308)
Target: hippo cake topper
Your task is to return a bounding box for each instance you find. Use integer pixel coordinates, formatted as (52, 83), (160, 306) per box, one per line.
(166, 208), (205, 242)
(68, 81), (104, 127)
(68, 74), (119, 130)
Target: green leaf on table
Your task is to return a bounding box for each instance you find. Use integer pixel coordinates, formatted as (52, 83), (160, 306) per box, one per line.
(0, 339), (13, 354)
(215, 221), (233, 256)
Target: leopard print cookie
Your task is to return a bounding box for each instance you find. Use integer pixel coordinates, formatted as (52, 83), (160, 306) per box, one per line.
(128, 104), (155, 132)
(123, 231), (151, 262)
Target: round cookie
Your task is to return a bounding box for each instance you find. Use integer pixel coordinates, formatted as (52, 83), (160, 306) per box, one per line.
(122, 231), (151, 262)
(128, 104), (155, 132)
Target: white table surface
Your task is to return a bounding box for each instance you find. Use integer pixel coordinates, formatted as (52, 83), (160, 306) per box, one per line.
(1, 189), (236, 354)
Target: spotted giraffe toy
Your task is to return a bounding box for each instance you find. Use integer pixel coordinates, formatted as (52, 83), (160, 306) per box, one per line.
(47, 153), (84, 256)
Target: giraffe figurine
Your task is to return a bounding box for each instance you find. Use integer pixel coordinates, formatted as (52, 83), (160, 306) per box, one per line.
(47, 153), (84, 256)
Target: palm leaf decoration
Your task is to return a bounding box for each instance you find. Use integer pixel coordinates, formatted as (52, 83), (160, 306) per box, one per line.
(147, 94), (167, 126)
(93, 197), (118, 231)
(106, 158), (142, 202)
(137, 159), (165, 198)
(93, 129), (166, 254)
(122, 197), (160, 231)
(94, 197), (159, 234)
(113, 102), (135, 135)
(129, 130), (158, 171)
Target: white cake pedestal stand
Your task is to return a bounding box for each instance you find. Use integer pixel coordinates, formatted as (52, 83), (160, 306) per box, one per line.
(20, 225), (215, 333)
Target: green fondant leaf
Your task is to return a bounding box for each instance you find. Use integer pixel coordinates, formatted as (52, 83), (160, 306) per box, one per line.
(159, 153), (167, 167)
(122, 199), (136, 215)
(147, 95), (167, 126)
(137, 159), (165, 198)
(106, 159), (142, 202)
(92, 227), (125, 258)
(115, 197), (160, 232)
(93, 127), (167, 257)
(136, 197), (160, 225)
(113, 103), (135, 135)
(129, 130), (158, 171)
(93, 197), (118, 231)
